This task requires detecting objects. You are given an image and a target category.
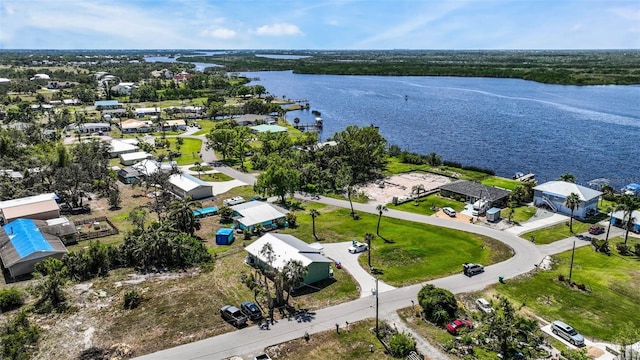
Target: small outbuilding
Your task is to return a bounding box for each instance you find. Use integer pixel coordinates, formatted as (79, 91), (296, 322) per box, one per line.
(486, 207), (502, 222)
(215, 228), (234, 245)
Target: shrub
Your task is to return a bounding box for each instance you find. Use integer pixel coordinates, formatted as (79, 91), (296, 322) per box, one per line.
(417, 284), (458, 326)
(123, 290), (142, 310)
(558, 274), (565, 282)
(285, 212), (297, 228)
(0, 288), (23, 312)
(616, 243), (632, 256)
(388, 332), (415, 357)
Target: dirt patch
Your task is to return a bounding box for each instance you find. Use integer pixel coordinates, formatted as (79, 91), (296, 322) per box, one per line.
(586, 346), (604, 358)
(358, 172), (452, 205)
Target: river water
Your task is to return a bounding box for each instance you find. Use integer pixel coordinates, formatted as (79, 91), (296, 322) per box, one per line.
(144, 56), (640, 189)
(243, 71), (640, 189)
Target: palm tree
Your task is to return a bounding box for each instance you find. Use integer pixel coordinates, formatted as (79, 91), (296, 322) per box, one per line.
(616, 194), (640, 245)
(309, 209), (320, 240)
(558, 173), (577, 183)
(376, 204), (388, 236)
(364, 233), (375, 268)
(194, 162), (203, 179)
(168, 196), (202, 236)
(411, 184), (425, 196)
(564, 192), (581, 233)
(282, 259), (307, 304)
(293, 117), (300, 128)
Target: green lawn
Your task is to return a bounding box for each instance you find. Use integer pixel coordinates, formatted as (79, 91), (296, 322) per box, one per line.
(500, 206), (537, 224)
(495, 245), (640, 342)
(153, 137), (202, 165)
(389, 194), (464, 216)
(521, 220), (591, 244)
(198, 172), (233, 182)
(192, 119), (217, 135)
(480, 176), (522, 191)
(281, 202), (512, 287)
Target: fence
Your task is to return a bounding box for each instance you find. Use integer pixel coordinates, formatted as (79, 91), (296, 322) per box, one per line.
(75, 216), (119, 242)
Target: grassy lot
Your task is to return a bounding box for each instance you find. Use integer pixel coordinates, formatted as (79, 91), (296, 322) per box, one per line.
(197, 172), (234, 182)
(153, 137), (202, 165)
(500, 206), (537, 224)
(192, 119), (217, 135)
(282, 202), (512, 287)
(521, 221), (592, 244)
(264, 319), (392, 360)
(389, 194), (464, 216)
(494, 244), (640, 342)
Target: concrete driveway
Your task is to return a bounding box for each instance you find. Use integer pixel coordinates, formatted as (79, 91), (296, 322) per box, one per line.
(320, 242), (396, 298)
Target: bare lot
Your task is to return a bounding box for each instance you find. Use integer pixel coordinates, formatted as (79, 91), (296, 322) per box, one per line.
(357, 172), (452, 205)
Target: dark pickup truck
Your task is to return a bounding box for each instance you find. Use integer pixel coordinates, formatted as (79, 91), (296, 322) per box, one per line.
(220, 305), (248, 327)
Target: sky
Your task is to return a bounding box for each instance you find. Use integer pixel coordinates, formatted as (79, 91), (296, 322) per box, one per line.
(1, 0), (639, 50)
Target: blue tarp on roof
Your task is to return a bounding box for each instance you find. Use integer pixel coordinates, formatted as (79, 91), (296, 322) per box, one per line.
(2, 219), (53, 258)
(193, 206), (218, 217)
(624, 183), (640, 190)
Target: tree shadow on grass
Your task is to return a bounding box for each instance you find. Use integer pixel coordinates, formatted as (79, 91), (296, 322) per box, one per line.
(290, 277), (337, 297)
(378, 234), (395, 244)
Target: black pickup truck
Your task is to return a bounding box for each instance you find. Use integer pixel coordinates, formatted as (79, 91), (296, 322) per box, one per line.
(220, 305), (248, 327)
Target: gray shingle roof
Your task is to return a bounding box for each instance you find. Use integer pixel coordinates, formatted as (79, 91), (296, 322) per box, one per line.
(439, 180), (510, 202)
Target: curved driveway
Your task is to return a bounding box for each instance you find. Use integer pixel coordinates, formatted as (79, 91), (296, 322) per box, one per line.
(135, 151), (588, 360)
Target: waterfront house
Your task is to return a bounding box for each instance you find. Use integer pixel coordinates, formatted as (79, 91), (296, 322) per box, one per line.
(533, 181), (601, 219)
(611, 209), (640, 233)
(439, 180), (510, 208)
(250, 124), (287, 134)
(244, 233), (332, 286)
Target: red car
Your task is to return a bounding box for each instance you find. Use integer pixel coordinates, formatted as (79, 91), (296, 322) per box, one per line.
(446, 319), (473, 335)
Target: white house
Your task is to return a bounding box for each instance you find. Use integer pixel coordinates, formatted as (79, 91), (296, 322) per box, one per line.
(111, 82), (137, 95)
(244, 233), (333, 286)
(230, 201), (288, 232)
(119, 151), (153, 166)
(109, 139), (140, 158)
(167, 173), (213, 200)
(533, 181), (602, 219)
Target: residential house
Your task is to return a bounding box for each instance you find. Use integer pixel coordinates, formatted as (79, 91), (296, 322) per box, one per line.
(173, 71), (192, 83)
(109, 139), (140, 158)
(120, 151), (153, 166)
(150, 69), (174, 79)
(233, 114), (271, 126)
(111, 82), (137, 95)
(611, 209), (640, 233)
(250, 124), (287, 134)
(119, 119), (154, 133)
(117, 167), (143, 184)
(94, 100), (123, 110)
(163, 119), (187, 131)
(167, 174), (213, 200)
(132, 159), (178, 178)
(135, 107), (161, 117)
(230, 201), (288, 232)
(622, 184), (640, 197)
(439, 180), (510, 208)
(533, 181), (602, 219)
(0, 193), (60, 225)
(66, 122), (111, 134)
(0, 219), (68, 278)
(244, 233), (333, 286)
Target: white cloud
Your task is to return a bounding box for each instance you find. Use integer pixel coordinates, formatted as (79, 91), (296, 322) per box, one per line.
(200, 27), (236, 39)
(254, 23), (302, 36)
(571, 24), (583, 32)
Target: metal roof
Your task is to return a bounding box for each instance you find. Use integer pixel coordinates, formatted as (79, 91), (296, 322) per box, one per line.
(244, 233), (332, 268)
(169, 173), (212, 192)
(533, 181), (602, 201)
(231, 202), (287, 228)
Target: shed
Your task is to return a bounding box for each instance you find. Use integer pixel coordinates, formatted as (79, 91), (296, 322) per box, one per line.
(0, 219), (68, 278)
(215, 228), (234, 245)
(486, 207), (502, 223)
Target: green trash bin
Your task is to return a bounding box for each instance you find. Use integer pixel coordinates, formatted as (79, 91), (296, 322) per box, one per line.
(499, 275), (505, 284)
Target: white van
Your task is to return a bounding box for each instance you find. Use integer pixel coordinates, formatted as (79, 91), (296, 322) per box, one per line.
(223, 196), (246, 206)
(443, 207), (456, 217)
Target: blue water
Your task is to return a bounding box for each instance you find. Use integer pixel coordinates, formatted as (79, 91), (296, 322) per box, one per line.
(242, 71), (640, 189)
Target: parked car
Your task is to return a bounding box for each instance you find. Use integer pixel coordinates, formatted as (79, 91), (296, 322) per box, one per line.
(475, 298), (493, 314)
(348, 241), (369, 254)
(220, 305), (248, 327)
(240, 301), (263, 321)
(223, 196), (246, 206)
(589, 225), (605, 235)
(446, 319), (473, 335)
(551, 320), (585, 346)
(463, 263), (484, 277)
(443, 207), (456, 217)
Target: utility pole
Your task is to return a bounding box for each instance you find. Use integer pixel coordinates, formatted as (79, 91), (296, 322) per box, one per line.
(569, 241), (576, 282)
(375, 278), (379, 338)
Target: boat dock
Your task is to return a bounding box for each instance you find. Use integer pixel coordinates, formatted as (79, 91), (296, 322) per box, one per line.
(514, 173), (536, 182)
